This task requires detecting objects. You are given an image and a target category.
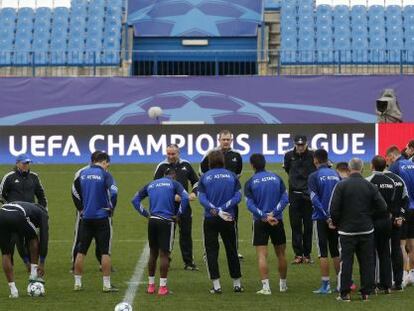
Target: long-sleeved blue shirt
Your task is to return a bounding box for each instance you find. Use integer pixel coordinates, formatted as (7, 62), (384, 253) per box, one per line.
(78, 165), (118, 219)
(131, 177), (189, 221)
(244, 170), (289, 221)
(198, 168), (241, 218)
(389, 157), (414, 210)
(308, 164), (340, 220)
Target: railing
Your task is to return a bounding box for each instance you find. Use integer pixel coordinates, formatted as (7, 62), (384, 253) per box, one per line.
(1, 49), (414, 76)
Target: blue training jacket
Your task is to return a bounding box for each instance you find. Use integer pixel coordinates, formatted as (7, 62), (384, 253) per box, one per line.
(198, 168), (241, 219)
(308, 164), (340, 220)
(389, 157), (414, 210)
(131, 177), (189, 221)
(79, 165), (118, 219)
(244, 170), (289, 221)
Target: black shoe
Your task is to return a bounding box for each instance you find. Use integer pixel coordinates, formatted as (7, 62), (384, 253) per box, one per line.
(392, 285), (403, 292)
(234, 286), (245, 293)
(184, 263), (199, 271)
(238, 253), (244, 260)
(361, 294), (369, 301)
(209, 288), (222, 294)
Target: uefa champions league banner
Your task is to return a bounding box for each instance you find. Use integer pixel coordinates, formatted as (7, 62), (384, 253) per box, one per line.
(0, 76), (414, 125)
(0, 124), (375, 164)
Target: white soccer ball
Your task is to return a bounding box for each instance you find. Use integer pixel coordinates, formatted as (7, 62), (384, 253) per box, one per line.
(27, 282), (45, 297)
(148, 106), (163, 119)
(114, 302), (133, 311)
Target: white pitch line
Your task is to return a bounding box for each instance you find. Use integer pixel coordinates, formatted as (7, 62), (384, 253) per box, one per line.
(122, 242), (150, 306)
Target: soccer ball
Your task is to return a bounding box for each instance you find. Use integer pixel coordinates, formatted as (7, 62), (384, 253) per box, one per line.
(27, 282), (45, 297)
(114, 302), (132, 311)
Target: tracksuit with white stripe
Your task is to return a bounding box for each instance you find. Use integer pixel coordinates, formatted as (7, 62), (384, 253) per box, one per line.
(198, 168), (242, 280)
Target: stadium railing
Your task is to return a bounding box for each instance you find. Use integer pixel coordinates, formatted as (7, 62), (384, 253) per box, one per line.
(1, 49), (414, 76)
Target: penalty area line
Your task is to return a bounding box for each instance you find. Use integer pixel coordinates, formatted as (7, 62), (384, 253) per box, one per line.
(122, 242), (150, 306)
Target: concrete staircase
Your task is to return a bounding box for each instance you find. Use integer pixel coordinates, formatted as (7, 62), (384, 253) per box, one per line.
(258, 10), (280, 75)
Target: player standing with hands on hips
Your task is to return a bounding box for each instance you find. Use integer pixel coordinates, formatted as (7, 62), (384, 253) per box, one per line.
(132, 168), (189, 295)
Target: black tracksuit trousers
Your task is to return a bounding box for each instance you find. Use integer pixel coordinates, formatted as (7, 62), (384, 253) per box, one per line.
(203, 217), (241, 280)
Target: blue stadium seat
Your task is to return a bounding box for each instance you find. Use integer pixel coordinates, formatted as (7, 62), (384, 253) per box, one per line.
(387, 33), (404, 63)
(334, 5), (350, 25)
(280, 35), (297, 64)
(404, 6), (414, 34)
(17, 7), (34, 26)
(33, 8), (51, 65)
(298, 35), (315, 63)
(107, 0), (123, 12)
(334, 34), (351, 63)
(103, 36), (121, 65)
(386, 5), (402, 27)
(369, 34), (386, 63)
(316, 36), (333, 63)
(405, 34), (414, 63)
(351, 5), (367, 26)
(14, 8), (35, 65)
(298, 14), (314, 28)
(352, 35), (368, 63)
(67, 32), (85, 65)
(0, 7), (17, 26)
(281, 1), (296, 16)
(0, 32), (13, 65)
(316, 5), (332, 29)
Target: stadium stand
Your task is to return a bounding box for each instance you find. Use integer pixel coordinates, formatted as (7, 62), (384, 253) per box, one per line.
(0, 0), (125, 74)
(2, 0), (414, 76)
(280, 0), (414, 68)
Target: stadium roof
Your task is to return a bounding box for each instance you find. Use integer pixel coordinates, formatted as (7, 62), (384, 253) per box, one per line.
(127, 0), (263, 37)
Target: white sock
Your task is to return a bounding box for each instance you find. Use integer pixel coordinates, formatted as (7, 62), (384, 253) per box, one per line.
(148, 276), (155, 285)
(233, 278), (241, 288)
(212, 279), (221, 290)
(30, 264), (38, 279)
(261, 279), (270, 290)
(74, 275), (82, 286)
(160, 278), (167, 287)
(8, 282), (18, 294)
(280, 279), (287, 287)
(403, 270), (408, 278)
(322, 276), (330, 281)
(103, 276), (111, 288)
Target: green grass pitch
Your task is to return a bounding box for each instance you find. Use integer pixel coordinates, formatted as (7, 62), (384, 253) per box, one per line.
(0, 163), (412, 311)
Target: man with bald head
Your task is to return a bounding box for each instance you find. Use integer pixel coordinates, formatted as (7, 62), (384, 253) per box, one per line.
(329, 158), (387, 302)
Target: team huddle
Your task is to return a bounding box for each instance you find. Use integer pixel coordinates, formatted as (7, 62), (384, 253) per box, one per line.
(1, 129), (414, 303)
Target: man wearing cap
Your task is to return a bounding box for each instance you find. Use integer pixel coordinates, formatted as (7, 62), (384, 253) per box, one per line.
(283, 135), (316, 264)
(0, 153), (47, 268)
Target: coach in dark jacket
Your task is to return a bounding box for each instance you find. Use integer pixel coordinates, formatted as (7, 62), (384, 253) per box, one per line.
(154, 144), (199, 270)
(0, 154), (47, 208)
(0, 154), (47, 267)
(283, 135), (316, 264)
(330, 158), (387, 301)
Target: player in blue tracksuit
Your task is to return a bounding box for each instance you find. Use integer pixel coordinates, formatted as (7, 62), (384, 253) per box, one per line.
(132, 168), (189, 296)
(73, 152), (118, 293)
(198, 150), (243, 294)
(308, 149), (340, 294)
(387, 145), (414, 285)
(244, 153), (289, 295)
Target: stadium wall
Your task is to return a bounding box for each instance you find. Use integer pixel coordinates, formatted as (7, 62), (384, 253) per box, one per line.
(0, 76), (413, 125)
(0, 124), (375, 164)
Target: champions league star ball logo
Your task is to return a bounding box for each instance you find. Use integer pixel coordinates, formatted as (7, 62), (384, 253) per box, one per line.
(102, 91), (280, 125)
